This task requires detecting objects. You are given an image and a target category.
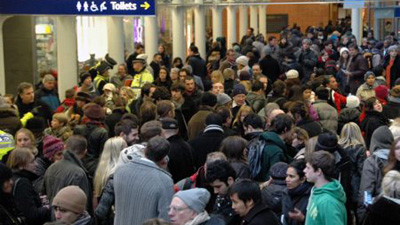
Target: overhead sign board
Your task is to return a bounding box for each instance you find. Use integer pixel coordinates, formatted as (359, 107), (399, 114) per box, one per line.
(343, 0), (365, 9)
(0, 0), (155, 16)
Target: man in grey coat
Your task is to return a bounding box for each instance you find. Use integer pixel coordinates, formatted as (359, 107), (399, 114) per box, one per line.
(114, 136), (174, 225)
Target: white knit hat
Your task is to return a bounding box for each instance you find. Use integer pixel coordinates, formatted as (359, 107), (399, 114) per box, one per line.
(286, 69), (299, 79)
(340, 47), (349, 56)
(346, 95), (360, 108)
(236, 56), (249, 66)
(103, 83), (116, 92)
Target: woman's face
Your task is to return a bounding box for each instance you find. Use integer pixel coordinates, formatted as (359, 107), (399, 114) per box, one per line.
(373, 100), (383, 112)
(16, 132), (33, 148)
(286, 167), (304, 190)
(342, 51), (349, 59)
(366, 76), (375, 86)
(159, 69), (168, 80)
(211, 74), (218, 84)
(83, 77), (92, 86)
(2, 178), (13, 194)
(395, 141), (400, 161)
(158, 45), (165, 53)
(390, 50), (398, 58)
(303, 89), (312, 101)
(240, 111), (250, 123)
(120, 90), (129, 101)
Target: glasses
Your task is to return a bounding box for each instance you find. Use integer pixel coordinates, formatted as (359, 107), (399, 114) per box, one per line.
(168, 206), (188, 212)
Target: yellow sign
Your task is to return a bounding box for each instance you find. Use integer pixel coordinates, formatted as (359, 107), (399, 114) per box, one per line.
(140, 1), (150, 10)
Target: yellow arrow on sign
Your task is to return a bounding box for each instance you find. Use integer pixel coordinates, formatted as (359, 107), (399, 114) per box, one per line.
(140, 1), (150, 10)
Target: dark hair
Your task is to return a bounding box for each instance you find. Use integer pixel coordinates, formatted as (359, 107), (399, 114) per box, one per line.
(216, 106), (232, 123)
(190, 45), (199, 54)
(139, 101), (157, 125)
(153, 53), (162, 58)
(0, 162), (12, 186)
(220, 136), (248, 163)
(201, 92), (217, 107)
(365, 96), (378, 111)
(272, 80), (286, 96)
(268, 36), (277, 42)
(152, 86), (171, 102)
(243, 113), (264, 129)
(206, 160), (237, 185)
(140, 120), (162, 141)
(288, 101), (309, 119)
(170, 83), (185, 93)
(145, 136), (170, 162)
(141, 83), (156, 97)
(121, 113), (139, 124)
(229, 179), (262, 205)
(156, 100), (174, 118)
(66, 135), (87, 156)
(251, 80), (264, 92)
(205, 113), (223, 126)
(180, 68), (191, 76)
(114, 119), (138, 136)
(289, 159), (306, 178)
(135, 43), (144, 50)
(287, 85), (303, 101)
(17, 82), (33, 95)
(271, 114), (294, 135)
(348, 43), (359, 50)
(306, 151), (336, 180)
(315, 86), (329, 100)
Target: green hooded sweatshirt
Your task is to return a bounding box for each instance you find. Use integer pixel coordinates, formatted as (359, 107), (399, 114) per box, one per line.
(305, 179), (347, 225)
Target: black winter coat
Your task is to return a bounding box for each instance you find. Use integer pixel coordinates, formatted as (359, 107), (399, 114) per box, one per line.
(259, 55), (281, 83)
(187, 54), (207, 78)
(360, 110), (389, 149)
(363, 196), (400, 225)
(281, 182), (312, 225)
(0, 107), (22, 136)
(261, 179), (287, 217)
(12, 170), (51, 225)
(74, 122), (109, 176)
(241, 203), (280, 225)
(105, 108), (126, 137)
(189, 130), (226, 169)
(167, 134), (196, 183)
(95, 175), (115, 225)
(383, 99), (400, 120)
(15, 97), (52, 126)
(383, 55), (400, 87)
(296, 119), (323, 138)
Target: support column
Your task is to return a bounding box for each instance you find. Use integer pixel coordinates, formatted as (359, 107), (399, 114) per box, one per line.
(351, 8), (362, 45)
(374, 18), (380, 40)
(171, 0), (185, 60)
(144, 16), (158, 65)
(194, 0), (206, 58)
(259, 5), (266, 36)
(107, 17), (124, 74)
(239, 6), (248, 41)
(227, 4), (237, 48)
(212, 5), (223, 41)
(0, 16), (11, 95)
(57, 16), (78, 100)
(250, 6), (258, 34)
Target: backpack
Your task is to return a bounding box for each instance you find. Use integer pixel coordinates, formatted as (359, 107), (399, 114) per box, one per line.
(247, 136), (266, 179)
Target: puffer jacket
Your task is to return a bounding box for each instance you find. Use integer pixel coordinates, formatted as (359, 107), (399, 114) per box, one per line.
(312, 100), (338, 133)
(0, 107), (21, 136)
(261, 179), (287, 217)
(34, 87), (60, 112)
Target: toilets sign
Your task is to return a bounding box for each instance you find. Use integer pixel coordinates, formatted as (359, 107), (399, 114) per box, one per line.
(0, 0), (155, 16)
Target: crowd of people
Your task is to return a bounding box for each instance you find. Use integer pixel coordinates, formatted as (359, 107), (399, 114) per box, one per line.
(1, 17), (400, 225)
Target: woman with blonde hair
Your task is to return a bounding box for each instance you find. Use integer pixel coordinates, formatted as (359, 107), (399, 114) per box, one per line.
(15, 128), (38, 157)
(338, 122), (367, 218)
(120, 87), (136, 113)
(232, 105), (253, 136)
(94, 137), (127, 199)
(7, 148), (51, 224)
(210, 70), (225, 84)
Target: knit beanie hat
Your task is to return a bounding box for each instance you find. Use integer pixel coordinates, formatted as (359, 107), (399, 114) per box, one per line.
(236, 56), (249, 66)
(233, 84), (247, 97)
(364, 71), (375, 81)
(315, 132), (339, 153)
(217, 93), (232, 105)
(286, 69), (299, 79)
(79, 72), (91, 85)
(84, 103), (105, 121)
(269, 162), (288, 180)
(390, 85), (400, 98)
(174, 188), (210, 213)
(340, 47), (349, 56)
(239, 70), (251, 81)
(346, 95), (360, 108)
(375, 85), (389, 99)
(53, 186), (87, 214)
(43, 135), (64, 160)
(103, 83), (116, 92)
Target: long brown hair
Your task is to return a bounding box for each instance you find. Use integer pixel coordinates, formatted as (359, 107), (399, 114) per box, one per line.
(384, 137), (400, 174)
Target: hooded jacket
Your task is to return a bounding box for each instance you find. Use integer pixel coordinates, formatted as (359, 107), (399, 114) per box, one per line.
(360, 111), (389, 149)
(363, 196), (400, 225)
(312, 100), (338, 133)
(256, 131), (287, 182)
(358, 126), (393, 221)
(305, 180), (347, 225)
